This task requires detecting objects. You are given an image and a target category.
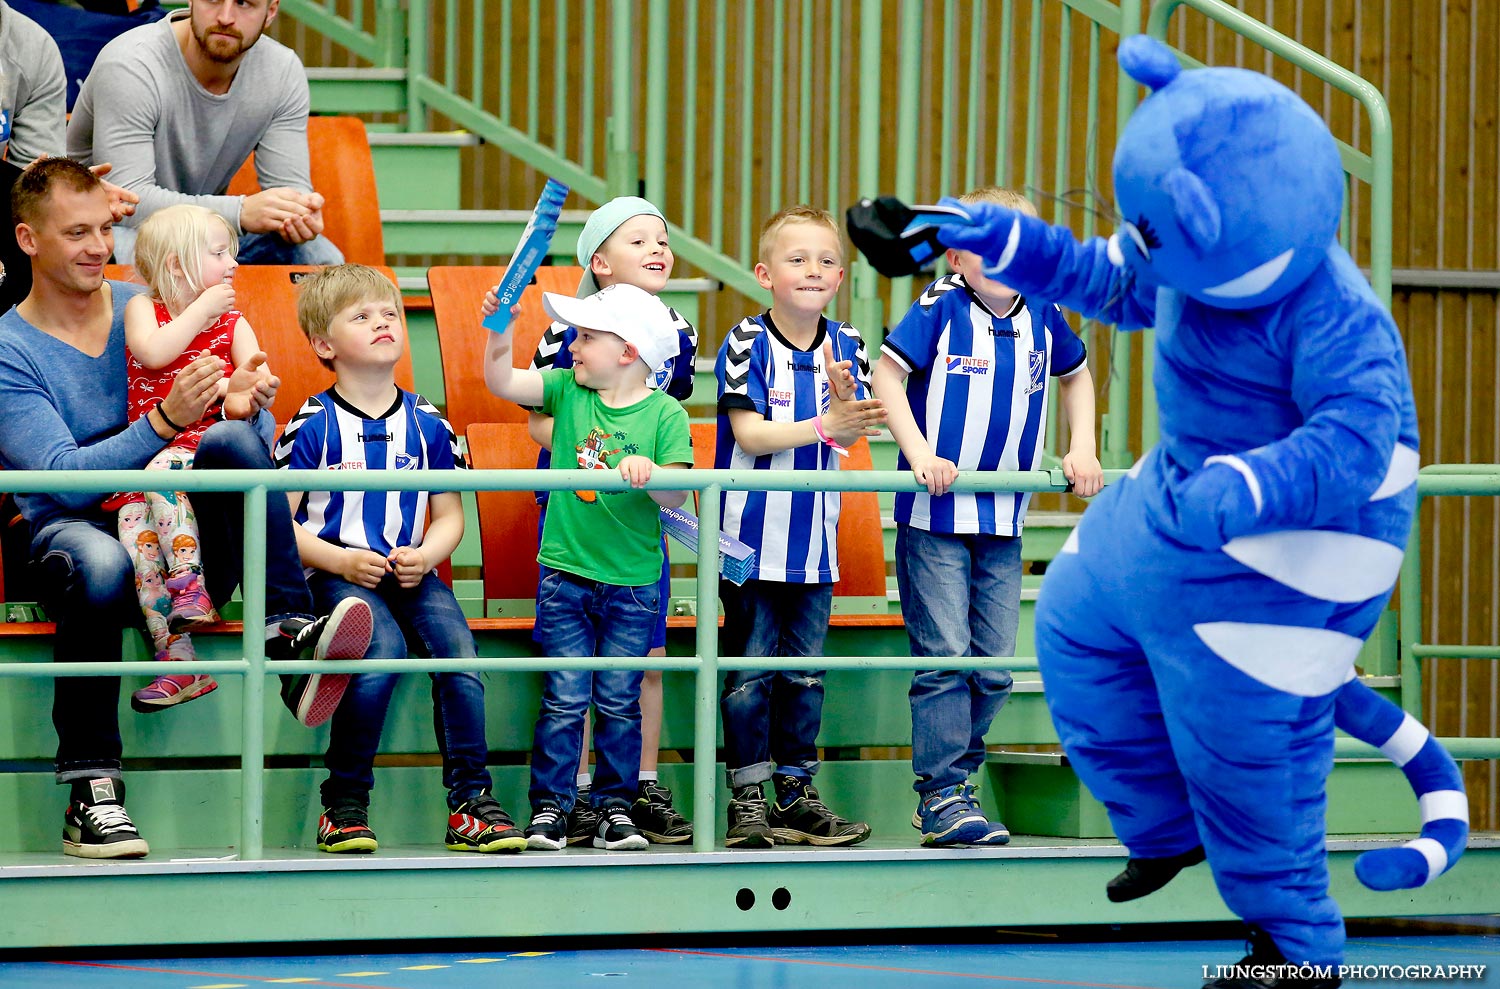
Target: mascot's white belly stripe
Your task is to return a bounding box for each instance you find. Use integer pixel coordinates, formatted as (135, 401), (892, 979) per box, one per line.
(1381, 714), (1430, 766)
(1193, 621), (1362, 696)
(1060, 528), (1080, 554)
(1405, 837), (1450, 884)
(1202, 248), (1294, 299)
(1371, 444), (1420, 501)
(1419, 790), (1470, 823)
(1221, 530), (1404, 603)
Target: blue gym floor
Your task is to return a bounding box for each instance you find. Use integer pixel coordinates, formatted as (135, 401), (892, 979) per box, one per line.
(1, 925), (1496, 988)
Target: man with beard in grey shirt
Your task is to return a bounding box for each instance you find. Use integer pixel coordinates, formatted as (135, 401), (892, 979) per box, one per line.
(66, 0), (344, 267)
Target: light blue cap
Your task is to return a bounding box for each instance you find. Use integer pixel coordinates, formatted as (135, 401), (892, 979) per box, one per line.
(575, 196), (666, 297)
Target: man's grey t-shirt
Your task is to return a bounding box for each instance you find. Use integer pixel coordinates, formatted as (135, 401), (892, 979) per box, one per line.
(66, 10), (313, 259)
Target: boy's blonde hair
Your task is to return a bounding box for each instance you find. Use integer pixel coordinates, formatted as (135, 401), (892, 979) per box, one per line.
(958, 186), (1039, 218)
(757, 205), (845, 265)
(132, 204), (239, 311)
(295, 264), (404, 371)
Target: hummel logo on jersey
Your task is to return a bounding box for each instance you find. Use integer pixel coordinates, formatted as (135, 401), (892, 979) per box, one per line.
(359, 431), (392, 442)
(786, 357), (820, 373)
(945, 356), (991, 375)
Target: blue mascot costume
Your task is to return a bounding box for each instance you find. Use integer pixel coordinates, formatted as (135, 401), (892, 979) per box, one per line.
(849, 35), (1468, 987)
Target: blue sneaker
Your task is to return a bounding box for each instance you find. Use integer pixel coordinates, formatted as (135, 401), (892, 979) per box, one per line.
(961, 782), (1011, 846)
(914, 784), (1002, 846)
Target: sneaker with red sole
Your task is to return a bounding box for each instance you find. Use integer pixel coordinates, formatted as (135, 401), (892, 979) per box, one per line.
(272, 598), (374, 727)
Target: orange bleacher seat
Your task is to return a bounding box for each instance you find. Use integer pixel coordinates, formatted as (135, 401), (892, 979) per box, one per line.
(427, 265), (586, 436)
(833, 437), (889, 601)
(227, 116), (385, 266)
(103, 263), (143, 285)
(465, 422), (542, 610)
(229, 265), (414, 425)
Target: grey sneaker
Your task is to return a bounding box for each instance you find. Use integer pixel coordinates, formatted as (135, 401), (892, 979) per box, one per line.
(725, 784), (774, 848)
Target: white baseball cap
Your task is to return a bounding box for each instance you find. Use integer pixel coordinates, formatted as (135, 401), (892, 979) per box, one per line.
(542, 283), (678, 387)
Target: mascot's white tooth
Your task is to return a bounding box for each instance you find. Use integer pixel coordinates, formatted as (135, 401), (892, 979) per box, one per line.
(1370, 444), (1420, 501)
(1221, 530), (1404, 602)
(1107, 233), (1125, 266)
(1193, 622), (1362, 696)
(1202, 248), (1294, 298)
(1060, 529), (1080, 554)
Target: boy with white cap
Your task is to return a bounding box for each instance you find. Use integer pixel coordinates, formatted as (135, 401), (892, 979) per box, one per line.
(483, 283), (694, 851)
(484, 195), (698, 845)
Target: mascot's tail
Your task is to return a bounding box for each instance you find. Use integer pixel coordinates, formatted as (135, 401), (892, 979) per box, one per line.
(1334, 678), (1468, 890)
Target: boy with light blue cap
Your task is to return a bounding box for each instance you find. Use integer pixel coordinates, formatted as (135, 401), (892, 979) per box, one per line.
(483, 194), (698, 844)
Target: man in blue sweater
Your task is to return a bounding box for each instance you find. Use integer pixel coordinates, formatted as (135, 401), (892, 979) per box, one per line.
(0, 159), (373, 859)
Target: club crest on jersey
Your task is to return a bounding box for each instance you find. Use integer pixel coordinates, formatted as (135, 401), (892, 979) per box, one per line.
(1025, 350), (1046, 395)
(768, 389), (794, 408)
(393, 452), (417, 470)
(945, 355), (991, 376)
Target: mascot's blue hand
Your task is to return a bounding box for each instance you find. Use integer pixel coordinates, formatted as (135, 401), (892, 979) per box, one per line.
(932, 198), (1020, 268)
(1163, 461), (1261, 549)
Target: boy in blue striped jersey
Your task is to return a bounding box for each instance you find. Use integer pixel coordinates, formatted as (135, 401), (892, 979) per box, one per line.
(278, 264), (527, 856)
(871, 187), (1103, 847)
(713, 206), (888, 847)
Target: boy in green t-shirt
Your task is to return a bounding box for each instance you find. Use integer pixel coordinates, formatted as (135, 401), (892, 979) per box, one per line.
(484, 282), (693, 851)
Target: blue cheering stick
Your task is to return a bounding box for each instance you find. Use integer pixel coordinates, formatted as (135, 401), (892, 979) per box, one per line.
(482, 177), (570, 333)
(844, 196), (975, 278)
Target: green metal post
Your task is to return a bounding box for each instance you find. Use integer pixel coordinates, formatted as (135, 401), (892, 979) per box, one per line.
(405, 0), (428, 131)
(606, 2), (637, 199)
(644, 0), (668, 207)
(1101, 0), (1144, 469)
(377, 0), (402, 68)
(691, 484), (722, 853)
(239, 486), (268, 860)
(887, 0), (924, 331)
(850, 0), (884, 338)
(1400, 505), (1424, 718)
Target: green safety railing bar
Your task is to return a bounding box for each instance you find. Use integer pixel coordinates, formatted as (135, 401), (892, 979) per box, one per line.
(1398, 466), (1500, 720)
(0, 466), (1076, 859)
(1, 464), (1495, 856)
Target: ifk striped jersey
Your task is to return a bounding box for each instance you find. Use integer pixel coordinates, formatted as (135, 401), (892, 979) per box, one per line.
(882, 274), (1087, 535)
(715, 312), (871, 583)
(275, 387), (463, 558)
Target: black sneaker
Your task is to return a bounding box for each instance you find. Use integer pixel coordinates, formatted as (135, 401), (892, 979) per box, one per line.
(1203, 927), (1341, 988)
(629, 780), (693, 844)
(593, 807), (649, 850)
(525, 804), (568, 851)
(62, 778), (149, 859)
(446, 792), (528, 853)
(770, 776), (871, 846)
(273, 598), (375, 728)
(1107, 845), (1207, 902)
(566, 784), (601, 846)
(317, 803), (378, 853)
(725, 784), (774, 848)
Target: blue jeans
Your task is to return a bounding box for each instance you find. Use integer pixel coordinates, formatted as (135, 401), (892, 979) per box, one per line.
(235, 231), (345, 266)
(718, 579), (832, 788)
(33, 420), (318, 782)
(309, 571), (491, 810)
(897, 524), (1021, 793)
(529, 569), (658, 810)
(536, 510), (671, 650)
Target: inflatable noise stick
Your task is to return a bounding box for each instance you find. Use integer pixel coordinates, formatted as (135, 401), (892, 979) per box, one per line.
(482, 178), (570, 333)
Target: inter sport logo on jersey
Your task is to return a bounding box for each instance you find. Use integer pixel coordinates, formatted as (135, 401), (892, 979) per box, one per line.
(768, 389), (794, 408)
(945, 355), (991, 375)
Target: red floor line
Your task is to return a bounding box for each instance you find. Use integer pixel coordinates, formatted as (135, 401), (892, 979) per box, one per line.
(644, 947), (1167, 988)
(50, 959), (411, 989)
